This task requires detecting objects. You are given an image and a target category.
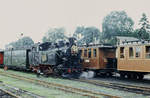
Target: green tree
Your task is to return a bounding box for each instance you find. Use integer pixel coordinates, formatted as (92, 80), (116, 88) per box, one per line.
(6, 36), (34, 49)
(102, 11), (134, 44)
(73, 26), (85, 40)
(73, 26), (101, 45)
(137, 13), (150, 40)
(42, 27), (67, 43)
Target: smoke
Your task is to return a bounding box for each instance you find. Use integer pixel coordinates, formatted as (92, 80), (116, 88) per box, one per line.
(80, 71), (95, 79)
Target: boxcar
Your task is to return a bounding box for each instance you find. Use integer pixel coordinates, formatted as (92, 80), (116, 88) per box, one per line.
(4, 49), (30, 70)
(117, 40), (150, 79)
(80, 44), (117, 76)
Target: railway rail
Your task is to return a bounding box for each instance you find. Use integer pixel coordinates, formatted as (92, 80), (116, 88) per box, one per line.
(0, 71), (119, 98)
(74, 78), (150, 96)
(0, 88), (19, 98)
(0, 82), (44, 98)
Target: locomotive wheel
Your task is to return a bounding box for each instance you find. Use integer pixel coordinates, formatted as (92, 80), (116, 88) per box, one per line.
(53, 67), (59, 75)
(53, 67), (62, 76)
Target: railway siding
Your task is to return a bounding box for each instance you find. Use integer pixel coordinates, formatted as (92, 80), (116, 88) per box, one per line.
(0, 88), (19, 98)
(0, 71), (119, 98)
(75, 78), (150, 96)
(0, 82), (44, 98)
(0, 69), (149, 98)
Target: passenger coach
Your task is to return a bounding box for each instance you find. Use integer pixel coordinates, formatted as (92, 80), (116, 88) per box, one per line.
(79, 44), (117, 76)
(117, 40), (150, 79)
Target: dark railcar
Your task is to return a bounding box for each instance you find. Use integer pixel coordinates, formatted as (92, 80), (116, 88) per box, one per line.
(4, 49), (30, 70)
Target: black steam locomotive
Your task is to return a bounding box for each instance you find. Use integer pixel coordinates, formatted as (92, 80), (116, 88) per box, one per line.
(3, 37), (82, 78)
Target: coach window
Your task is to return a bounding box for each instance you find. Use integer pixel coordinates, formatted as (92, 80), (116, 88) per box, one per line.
(84, 49), (87, 57)
(145, 46), (150, 58)
(93, 49), (97, 57)
(135, 47), (141, 58)
(129, 47), (134, 58)
(120, 47), (124, 58)
(88, 49), (91, 58)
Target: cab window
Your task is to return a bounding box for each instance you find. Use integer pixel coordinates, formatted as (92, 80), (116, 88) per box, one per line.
(120, 47), (124, 58)
(145, 46), (150, 58)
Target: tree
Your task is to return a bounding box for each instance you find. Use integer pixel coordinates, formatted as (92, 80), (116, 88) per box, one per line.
(73, 26), (101, 45)
(6, 36), (34, 49)
(73, 26), (85, 40)
(42, 27), (67, 43)
(102, 11), (134, 44)
(137, 13), (150, 40)
(17, 36), (34, 46)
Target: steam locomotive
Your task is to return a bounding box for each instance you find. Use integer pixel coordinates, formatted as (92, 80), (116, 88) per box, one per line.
(0, 37), (82, 78)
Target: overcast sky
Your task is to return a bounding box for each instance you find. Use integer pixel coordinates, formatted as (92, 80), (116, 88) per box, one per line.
(0, 0), (150, 49)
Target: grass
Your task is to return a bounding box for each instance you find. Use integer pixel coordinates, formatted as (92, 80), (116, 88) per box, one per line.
(0, 69), (148, 98)
(0, 72), (88, 98)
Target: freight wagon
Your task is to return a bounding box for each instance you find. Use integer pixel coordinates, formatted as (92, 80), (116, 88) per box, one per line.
(3, 49), (30, 70)
(0, 50), (4, 65)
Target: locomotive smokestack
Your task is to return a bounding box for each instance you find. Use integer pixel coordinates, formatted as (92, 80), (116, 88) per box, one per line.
(69, 37), (76, 45)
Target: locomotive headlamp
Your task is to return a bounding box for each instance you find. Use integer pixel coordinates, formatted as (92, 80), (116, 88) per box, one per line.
(71, 45), (78, 54)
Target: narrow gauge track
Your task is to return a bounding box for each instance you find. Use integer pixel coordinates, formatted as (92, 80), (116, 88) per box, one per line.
(74, 78), (150, 96)
(0, 83), (44, 98)
(0, 71), (119, 98)
(0, 88), (19, 98)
